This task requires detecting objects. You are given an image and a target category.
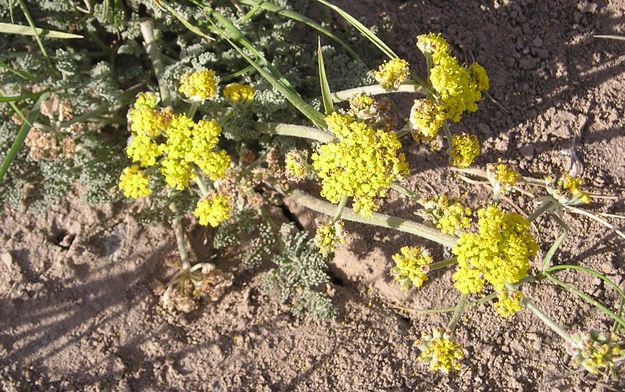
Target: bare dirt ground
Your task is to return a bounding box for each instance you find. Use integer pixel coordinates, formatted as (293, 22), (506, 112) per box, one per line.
(2, 0), (625, 391)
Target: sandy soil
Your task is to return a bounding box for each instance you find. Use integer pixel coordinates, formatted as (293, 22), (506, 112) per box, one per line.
(2, 0), (625, 391)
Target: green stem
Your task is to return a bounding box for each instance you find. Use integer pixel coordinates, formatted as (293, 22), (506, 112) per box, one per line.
(255, 122), (334, 143)
(331, 83), (427, 103)
(390, 183), (422, 204)
(447, 294), (468, 334)
(289, 189), (457, 248)
(443, 123), (453, 157)
(140, 19), (171, 106)
(412, 293), (497, 314)
(523, 298), (576, 344)
(333, 197), (348, 221)
(195, 176), (209, 196)
(17, 0), (49, 61)
(430, 258), (456, 271)
(395, 126), (412, 139)
(187, 102), (199, 118)
(174, 216), (191, 271)
(528, 198), (555, 222)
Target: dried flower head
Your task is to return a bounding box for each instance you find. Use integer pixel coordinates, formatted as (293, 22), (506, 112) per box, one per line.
(179, 69), (218, 102)
(314, 219), (347, 256)
(417, 329), (463, 373)
(223, 83), (255, 104)
(391, 246), (432, 289)
(569, 330), (624, 375)
(409, 99), (446, 141)
(546, 173), (591, 205)
(452, 205), (538, 294)
(419, 194), (473, 236)
(24, 128), (58, 160)
(450, 133), (480, 168)
(374, 58), (410, 91)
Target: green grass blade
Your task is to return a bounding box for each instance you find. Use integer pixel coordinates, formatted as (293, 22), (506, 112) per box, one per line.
(317, 38), (334, 115)
(314, 0), (397, 59)
(0, 96), (44, 182)
(156, 1), (214, 41)
(545, 265), (625, 304)
(0, 22), (83, 39)
(545, 272), (625, 329)
(221, 65), (254, 82)
(542, 214), (569, 270)
(0, 91), (43, 102)
(594, 35), (625, 41)
(16, 0), (48, 58)
(238, 0), (360, 60)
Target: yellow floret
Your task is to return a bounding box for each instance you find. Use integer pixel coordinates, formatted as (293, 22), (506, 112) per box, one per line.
(417, 330), (463, 373)
(312, 114), (409, 216)
(487, 162), (520, 196)
(223, 83), (255, 103)
(160, 157), (194, 191)
(195, 149), (231, 181)
(430, 56), (482, 122)
(391, 246), (432, 289)
(314, 219), (347, 256)
(409, 99), (446, 141)
(450, 133), (480, 168)
(493, 291), (524, 318)
(179, 69), (218, 102)
(420, 194), (473, 236)
(452, 205), (538, 294)
(284, 150), (309, 181)
(134, 92), (159, 109)
(374, 58), (410, 91)
(469, 63), (489, 92)
(128, 105), (170, 138)
(126, 134), (162, 167)
(547, 173), (591, 205)
(118, 165), (151, 199)
(571, 331), (624, 375)
(416, 33), (451, 64)
(194, 194), (232, 227)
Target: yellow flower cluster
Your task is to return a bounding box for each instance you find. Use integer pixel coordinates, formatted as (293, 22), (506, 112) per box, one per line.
(487, 162), (520, 195)
(450, 133), (480, 168)
(179, 69), (218, 102)
(223, 83), (255, 104)
(119, 165), (151, 198)
(546, 173), (591, 205)
(493, 290), (524, 318)
(416, 33), (489, 123)
(409, 99), (446, 141)
(284, 149), (309, 181)
(417, 330), (463, 373)
(348, 93), (378, 120)
(420, 194), (473, 236)
(121, 93), (231, 193)
(452, 205), (538, 294)
(311, 113), (409, 216)
(391, 246), (432, 289)
(374, 58), (410, 91)
(570, 330), (624, 374)
(194, 194), (232, 227)
(314, 219), (347, 256)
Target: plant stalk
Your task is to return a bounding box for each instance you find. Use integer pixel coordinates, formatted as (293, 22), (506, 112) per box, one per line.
(140, 19), (171, 106)
(331, 83), (427, 103)
(447, 294), (468, 334)
(255, 122), (334, 143)
(523, 298), (576, 344)
(174, 216), (191, 271)
(289, 190), (457, 248)
(528, 198), (555, 222)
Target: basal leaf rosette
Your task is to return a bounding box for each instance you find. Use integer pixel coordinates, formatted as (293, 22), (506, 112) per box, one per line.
(311, 113), (409, 216)
(452, 205), (538, 317)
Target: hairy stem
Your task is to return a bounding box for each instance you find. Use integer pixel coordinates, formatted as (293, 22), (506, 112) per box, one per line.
(140, 20), (171, 106)
(174, 216), (191, 270)
(430, 258), (457, 271)
(333, 197), (348, 221)
(255, 122), (334, 143)
(331, 83), (427, 103)
(447, 294), (468, 334)
(289, 190), (457, 248)
(528, 198), (555, 222)
(523, 298), (575, 344)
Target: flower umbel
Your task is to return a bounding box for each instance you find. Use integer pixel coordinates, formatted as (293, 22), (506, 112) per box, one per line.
(223, 83), (255, 104)
(419, 194), (472, 236)
(417, 329), (463, 373)
(409, 99), (446, 141)
(179, 69), (218, 102)
(391, 246), (432, 289)
(487, 162), (520, 196)
(314, 219), (347, 256)
(284, 149), (309, 182)
(119, 165), (151, 199)
(569, 330), (624, 375)
(493, 290), (524, 318)
(450, 133), (480, 168)
(374, 58), (410, 91)
(452, 205), (538, 294)
(194, 194), (232, 227)
(546, 173), (591, 205)
(312, 113), (409, 216)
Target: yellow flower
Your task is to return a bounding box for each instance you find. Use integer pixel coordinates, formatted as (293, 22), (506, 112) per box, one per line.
(284, 149), (309, 181)
(430, 56), (482, 122)
(160, 156), (194, 191)
(179, 69), (218, 102)
(452, 205), (538, 294)
(195, 149), (231, 181)
(314, 219), (347, 256)
(469, 63), (489, 92)
(126, 133), (162, 167)
(223, 83), (255, 103)
(118, 165), (151, 199)
(546, 173), (591, 205)
(374, 58), (410, 91)
(419, 194), (473, 236)
(348, 93), (379, 120)
(194, 194), (232, 227)
(450, 133), (480, 168)
(409, 99), (446, 141)
(416, 33), (451, 64)
(570, 331), (624, 375)
(134, 91), (159, 109)
(493, 291), (524, 318)
(417, 330), (463, 373)
(312, 113), (409, 216)
(487, 162), (520, 195)
(127, 105), (171, 138)
(391, 246), (432, 289)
